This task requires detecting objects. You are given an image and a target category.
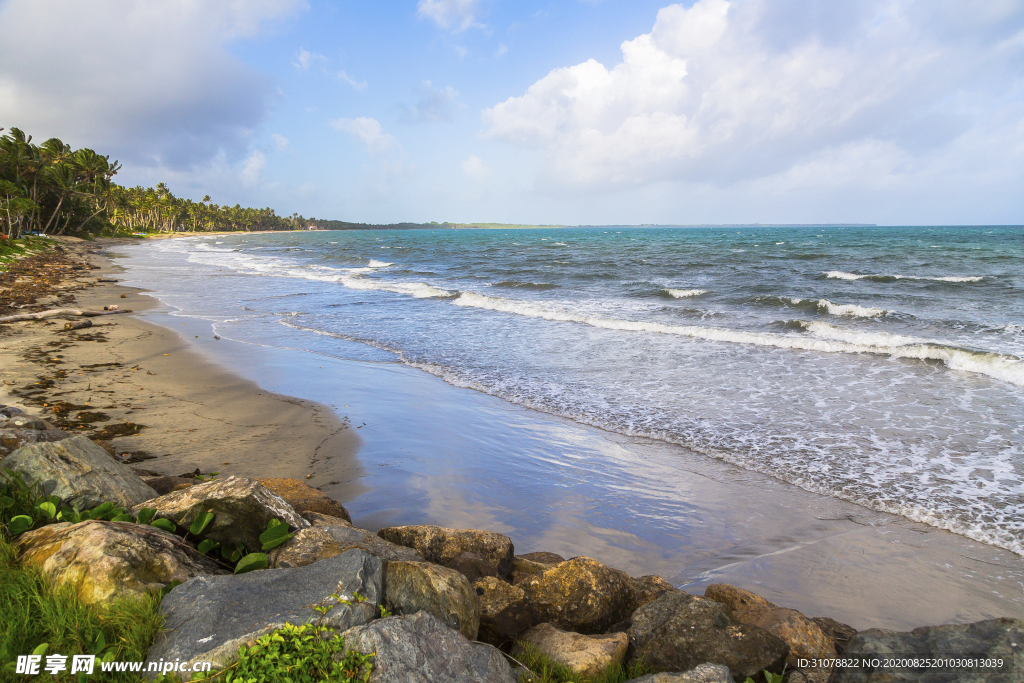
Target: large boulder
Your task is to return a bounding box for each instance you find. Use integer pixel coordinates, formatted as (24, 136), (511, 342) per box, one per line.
(339, 611), (517, 683)
(632, 575), (677, 610)
(146, 549), (382, 679)
(130, 476), (308, 552)
(474, 576), (537, 647)
(518, 556), (637, 634)
(628, 591), (789, 682)
(705, 584), (834, 668)
(0, 415), (71, 458)
(518, 622), (628, 677)
(378, 525), (515, 579)
(812, 616), (857, 655)
(16, 520), (226, 605)
(830, 617), (1023, 683)
(268, 523), (421, 568)
(3, 435), (157, 509)
(256, 477), (352, 523)
(446, 551), (499, 583)
(384, 560), (480, 641)
(624, 664), (735, 683)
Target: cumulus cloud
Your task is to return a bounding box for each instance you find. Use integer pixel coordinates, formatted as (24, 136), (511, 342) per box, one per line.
(417, 0), (482, 32)
(271, 134), (290, 151)
(403, 82), (462, 123)
(0, 0), (306, 170)
(240, 150), (267, 186)
(337, 70), (368, 91)
(482, 0), (1024, 192)
(462, 154), (489, 179)
(330, 117), (400, 155)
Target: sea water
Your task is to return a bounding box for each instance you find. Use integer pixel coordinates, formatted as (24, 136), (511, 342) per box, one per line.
(118, 225), (1024, 558)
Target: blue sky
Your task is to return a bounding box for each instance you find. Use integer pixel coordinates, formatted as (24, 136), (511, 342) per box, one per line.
(1, 0), (1023, 225)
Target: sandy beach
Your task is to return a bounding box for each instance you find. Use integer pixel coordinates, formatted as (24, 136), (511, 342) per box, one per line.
(3, 236), (1023, 635)
(0, 238), (363, 500)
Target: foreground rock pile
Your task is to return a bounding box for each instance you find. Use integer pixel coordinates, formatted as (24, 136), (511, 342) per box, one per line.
(2, 405), (1021, 683)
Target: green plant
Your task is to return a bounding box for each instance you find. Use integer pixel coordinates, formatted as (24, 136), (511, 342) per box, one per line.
(189, 623), (374, 682)
(744, 671), (786, 683)
(0, 534), (163, 682)
(512, 640), (653, 683)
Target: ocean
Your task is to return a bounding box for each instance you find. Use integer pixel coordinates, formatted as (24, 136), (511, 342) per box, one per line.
(118, 225), (1024, 561)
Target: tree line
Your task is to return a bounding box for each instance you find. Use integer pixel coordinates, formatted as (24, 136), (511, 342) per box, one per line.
(0, 127), (307, 239)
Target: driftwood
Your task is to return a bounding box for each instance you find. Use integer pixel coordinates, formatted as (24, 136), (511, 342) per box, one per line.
(0, 308), (131, 324)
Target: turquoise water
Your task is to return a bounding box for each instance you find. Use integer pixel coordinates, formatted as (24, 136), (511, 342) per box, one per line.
(121, 225), (1024, 555)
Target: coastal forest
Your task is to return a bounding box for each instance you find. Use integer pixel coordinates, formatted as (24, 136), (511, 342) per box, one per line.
(0, 127), (311, 239)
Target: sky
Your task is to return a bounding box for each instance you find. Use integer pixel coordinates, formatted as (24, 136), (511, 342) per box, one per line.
(1, 0), (1022, 225)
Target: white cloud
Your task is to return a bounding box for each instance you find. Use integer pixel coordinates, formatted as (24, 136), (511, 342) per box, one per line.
(293, 48), (327, 70)
(271, 133), (290, 151)
(0, 0), (306, 170)
(482, 0), (1024, 193)
(330, 117), (399, 155)
(337, 70), (368, 91)
(404, 82), (462, 123)
(418, 0), (482, 32)
(462, 154), (489, 179)
(240, 150), (267, 185)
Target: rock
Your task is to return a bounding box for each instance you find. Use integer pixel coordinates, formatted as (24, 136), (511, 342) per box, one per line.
(518, 556), (637, 634)
(830, 617), (1023, 683)
(339, 611), (517, 683)
(9, 416), (52, 430)
(3, 435), (158, 509)
(146, 549), (381, 679)
(64, 319), (93, 330)
(130, 476), (308, 553)
(628, 590), (789, 682)
(632, 575), (677, 609)
(140, 475), (196, 496)
(474, 576), (537, 647)
(384, 560), (480, 641)
(704, 584), (834, 667)
(17, 520), (226, 605)
(256, 477), (352, 523)
(519, 551), (565, 565)
(0, 424), (73, 458)
(304, 511), (352, 527)
(812, 616), (857, 655)
(378, 525), (515, 579)
(268, 524), (421, 568)
(513, 556), (552, 581)
(0, 406), (28, 417)
(624, 664), (735, 683)
(446, 551), (499, 583)
(518, 622), (628, 677)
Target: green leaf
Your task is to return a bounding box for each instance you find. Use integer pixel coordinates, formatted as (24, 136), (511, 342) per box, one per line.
(89, 502), (114, 517)
(0, 495), (14, 509)
(189, 510), (215, 536)
(234, 553), (268, 575)
(32, 643), (49, 657)
(150, 518), (176, 533)
(160, 580), (183, 597)
(259, 519), (294, 550)
(36, 501), (57, 519)
(8, 514), (34, 535)
(57, 505), (81, 523)
(79, 510), (93, 521)
(197, 539), (219, 555)
(136, 507), (157, 525)
(111, 513), (134, 522)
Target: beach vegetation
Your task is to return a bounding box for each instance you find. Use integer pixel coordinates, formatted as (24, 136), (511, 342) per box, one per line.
(512, 640), (652, 683)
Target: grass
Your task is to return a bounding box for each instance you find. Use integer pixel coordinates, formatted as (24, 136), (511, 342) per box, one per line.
(0, 235), (54, 271)
(0, 472), (165, 682)
(513, 640), (653, 683)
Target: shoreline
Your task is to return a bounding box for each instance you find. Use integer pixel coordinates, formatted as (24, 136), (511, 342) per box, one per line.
(4, 237), (1022, 634)
(109, 237), (1024, 632)
(0, 238), (364, 501)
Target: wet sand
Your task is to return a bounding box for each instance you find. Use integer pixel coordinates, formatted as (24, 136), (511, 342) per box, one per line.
(110, 237), (1024, 632)
(6, 236), (1020, 633)
(0, 238), (362, 499)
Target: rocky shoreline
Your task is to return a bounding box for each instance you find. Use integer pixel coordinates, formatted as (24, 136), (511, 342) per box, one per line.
(1, 241), (1021, 682)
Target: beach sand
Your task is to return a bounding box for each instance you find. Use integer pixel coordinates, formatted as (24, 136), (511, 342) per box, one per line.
(0, 238), (362, 499)
(4, 236), (1022, 633)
